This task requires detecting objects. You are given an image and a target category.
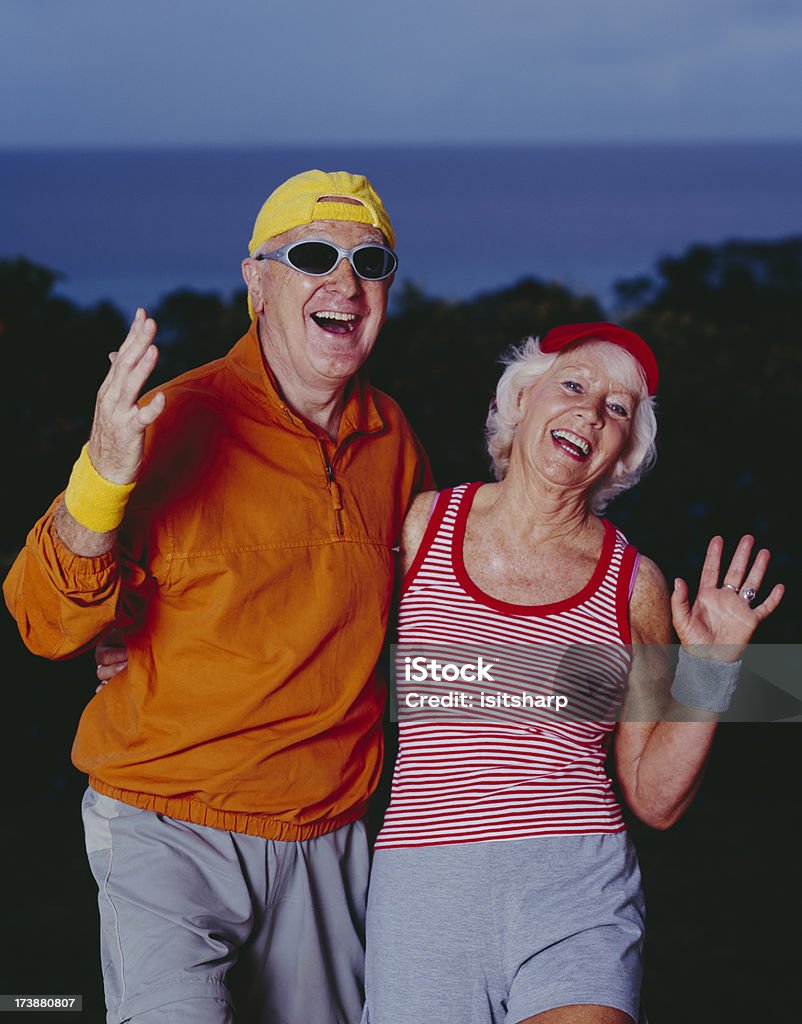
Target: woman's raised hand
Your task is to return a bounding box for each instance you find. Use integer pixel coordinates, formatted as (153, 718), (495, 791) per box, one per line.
(671, 535), (784, 661)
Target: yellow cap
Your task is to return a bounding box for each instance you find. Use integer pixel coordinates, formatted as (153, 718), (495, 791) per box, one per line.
(248, 169), (396, 255)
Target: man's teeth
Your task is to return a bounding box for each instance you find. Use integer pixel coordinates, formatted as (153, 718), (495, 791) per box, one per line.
(313, 311), (357, 322)
(552, 429), (591, 455)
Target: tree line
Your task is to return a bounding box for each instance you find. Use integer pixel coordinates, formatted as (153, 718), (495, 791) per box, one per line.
(2, 238), (798, 640)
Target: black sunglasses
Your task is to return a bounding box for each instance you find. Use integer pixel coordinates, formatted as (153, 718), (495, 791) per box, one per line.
(254, 240), (398, 281)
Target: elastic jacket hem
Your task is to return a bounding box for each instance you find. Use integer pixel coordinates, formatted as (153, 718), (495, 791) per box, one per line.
(88, 776), (368, 841)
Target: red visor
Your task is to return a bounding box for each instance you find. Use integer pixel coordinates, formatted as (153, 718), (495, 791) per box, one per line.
(540, 322), (659, 396)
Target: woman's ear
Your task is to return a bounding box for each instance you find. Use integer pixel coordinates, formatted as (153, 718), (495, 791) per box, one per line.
(512, 384), (529, 424)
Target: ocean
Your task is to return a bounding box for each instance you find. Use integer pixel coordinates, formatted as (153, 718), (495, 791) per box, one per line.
(2, 142), (802, 317)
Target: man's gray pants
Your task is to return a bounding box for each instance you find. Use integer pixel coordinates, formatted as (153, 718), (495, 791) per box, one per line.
(82, 787), (369, 1024)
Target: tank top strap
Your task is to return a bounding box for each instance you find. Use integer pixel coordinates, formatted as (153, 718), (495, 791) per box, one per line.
(595, 522), (640, 645)
(400, 483), (476, 595)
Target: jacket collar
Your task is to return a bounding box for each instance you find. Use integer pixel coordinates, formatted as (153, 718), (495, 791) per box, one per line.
(225, 319), (385, 440)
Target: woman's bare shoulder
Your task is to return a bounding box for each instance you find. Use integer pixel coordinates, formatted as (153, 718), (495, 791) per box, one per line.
(400, 490), (439, 574)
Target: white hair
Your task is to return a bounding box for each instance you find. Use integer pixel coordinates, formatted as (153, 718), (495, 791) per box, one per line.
(485, 336), (657, 513)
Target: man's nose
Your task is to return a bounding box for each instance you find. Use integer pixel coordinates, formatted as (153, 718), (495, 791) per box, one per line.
(327, 256), (363, 296)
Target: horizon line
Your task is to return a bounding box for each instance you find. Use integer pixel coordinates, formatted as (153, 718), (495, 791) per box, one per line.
(3, 137), (802, 153)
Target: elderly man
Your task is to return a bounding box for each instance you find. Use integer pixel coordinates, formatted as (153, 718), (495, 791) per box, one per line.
(4, 170), (431, 1024)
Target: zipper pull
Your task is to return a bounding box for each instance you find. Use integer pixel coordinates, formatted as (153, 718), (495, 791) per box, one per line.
(329, 480), (344, 536)
(318, 439), (344, 536)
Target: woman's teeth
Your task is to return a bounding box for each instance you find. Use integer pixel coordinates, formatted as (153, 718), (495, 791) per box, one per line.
(551, 429), (591, 457)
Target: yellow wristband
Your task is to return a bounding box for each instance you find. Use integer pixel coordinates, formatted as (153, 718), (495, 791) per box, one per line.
(64, 444), (136, 533)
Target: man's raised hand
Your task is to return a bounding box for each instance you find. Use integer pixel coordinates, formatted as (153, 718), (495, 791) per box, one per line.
(87, 308), (165, 484)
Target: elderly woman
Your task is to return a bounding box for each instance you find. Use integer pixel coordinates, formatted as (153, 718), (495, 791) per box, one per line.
(361, 322), (783, 1024)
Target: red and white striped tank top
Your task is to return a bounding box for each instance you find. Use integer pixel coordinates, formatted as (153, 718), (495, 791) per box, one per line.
(375, 482), (640, 849)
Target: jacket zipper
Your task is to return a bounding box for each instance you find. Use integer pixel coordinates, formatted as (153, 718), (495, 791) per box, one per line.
(282, 401), (345, 539)
(318, 440), (344, 538)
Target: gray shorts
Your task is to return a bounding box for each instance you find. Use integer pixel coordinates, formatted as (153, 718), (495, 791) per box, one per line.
(82, 787), (369, 1024)
(362, 833), (645, 1024)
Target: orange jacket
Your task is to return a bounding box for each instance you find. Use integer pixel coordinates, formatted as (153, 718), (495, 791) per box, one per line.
(4, 323), (431, 840)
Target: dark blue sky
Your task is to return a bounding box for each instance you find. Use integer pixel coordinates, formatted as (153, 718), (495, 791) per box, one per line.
(4, 0), (801, 146)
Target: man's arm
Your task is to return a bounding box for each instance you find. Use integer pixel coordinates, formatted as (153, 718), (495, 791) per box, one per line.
(53, 500), (116, 557)
(3, 309), (165, 658)
(60, 307), (165, 553)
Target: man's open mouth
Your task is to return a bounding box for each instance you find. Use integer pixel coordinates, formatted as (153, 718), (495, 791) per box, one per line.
(551, 429), (592, 460)
(311, 311), (360, 335)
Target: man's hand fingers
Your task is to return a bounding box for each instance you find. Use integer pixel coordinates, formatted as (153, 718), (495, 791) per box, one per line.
(96, 647), (128, 666)
(97, 313), (158, 409)
(88, 309), (163, 483)
(103, 312), (157, 392)
(109, 317), (158, 388)
(136, 391), (166, 428)
(96, 662), (126, 682)
(95, 342), (159, 426)
(117, 308), (155, 359)
(117, 343), (160, 405)
(96, 631), (129, 682)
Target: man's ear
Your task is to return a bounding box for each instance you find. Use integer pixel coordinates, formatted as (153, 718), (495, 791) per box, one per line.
(242, 259), (265, 315)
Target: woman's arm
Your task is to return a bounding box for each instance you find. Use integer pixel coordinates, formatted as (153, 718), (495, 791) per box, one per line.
(615, 536), (784, 829)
